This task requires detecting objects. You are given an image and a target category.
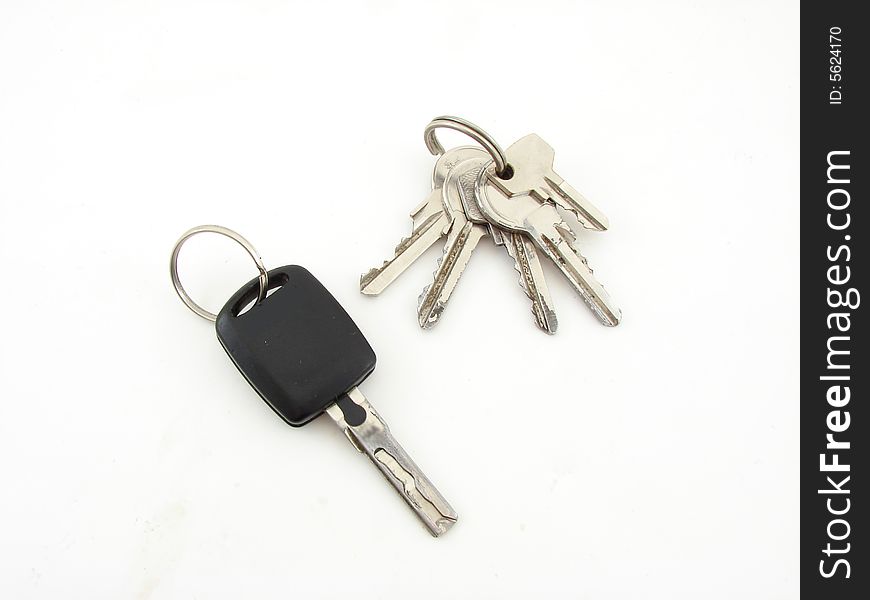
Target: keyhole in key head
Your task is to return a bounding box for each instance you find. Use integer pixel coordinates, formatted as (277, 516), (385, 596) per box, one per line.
(497, 164), (515, 180)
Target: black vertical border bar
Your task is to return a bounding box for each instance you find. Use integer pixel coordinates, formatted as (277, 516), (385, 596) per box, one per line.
(802, 2), (867, 597)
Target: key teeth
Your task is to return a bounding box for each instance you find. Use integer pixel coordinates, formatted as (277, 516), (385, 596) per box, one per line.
(417, 255), (445, 328)
(554, 223), (594, 270)
(359, 267), (383, 292)
(554, 222), (577, 245)
(416, 221), (482, 329)
(556, 202), (601, 231)
(418, 253), (444, 298)
(544, 176), (610, 231)
(545, 228), (621, 327)
(511, 256), (558, 334)
(360, 211), (449, 294)
(392, 231), (417, 256)
(504, 235), (559, 334)
(359, 232), (415, 292)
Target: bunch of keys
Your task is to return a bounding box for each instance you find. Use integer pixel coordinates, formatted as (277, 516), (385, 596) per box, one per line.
(170, 226), (457, 536)
(360, 116), (622, 333)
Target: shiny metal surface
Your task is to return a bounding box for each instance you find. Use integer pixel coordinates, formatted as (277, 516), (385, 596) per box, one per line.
(170, 225), (269, 322)
(359, 147), (485, 296)
(358, 187), (450, 295)
(416, 154), (491, 328)
(502, 232), (559, 333)
(475, 168), (622, 326)
(487, 134), (610, 231)
(171, 228), (456, 537)
(364, 123), (621, 331)
(424, 116), (510, 177)
(326, 387), (458, 537)
(456, 158), (559, 334)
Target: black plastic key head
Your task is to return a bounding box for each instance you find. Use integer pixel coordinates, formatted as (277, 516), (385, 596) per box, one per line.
(215, 266), (376, 427)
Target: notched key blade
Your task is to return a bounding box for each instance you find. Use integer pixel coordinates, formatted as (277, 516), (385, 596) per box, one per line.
(541, 223), (621, 327)
(417, 218), (486, 329)
(416, 153), (491, 329)
(505, 232), (558, 334)
(327, 388), (458, 537)
(359, 188), (452, 295)
(545, 177), (610, 232)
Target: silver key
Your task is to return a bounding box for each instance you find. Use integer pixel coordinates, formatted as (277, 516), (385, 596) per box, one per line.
(326, 388), (457, 536)
(475, 169), (622, 326)
(499, 232), (558, 333)
(416, 153), (491, 328)
(488, 134), (610, 232)
(418, 150), (557, 330)
(456, 155), (559, 334)
(360, 147), (487, 295)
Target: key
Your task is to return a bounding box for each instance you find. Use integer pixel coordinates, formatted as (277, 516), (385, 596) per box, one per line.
(487, 134), (610, 232)
(416, 152), (491, 328)
(216, 265), (457, 536)
(456, 155), (559, 334)
(359, 146), (489, 295)
(497, 233), (559, 334)
(474, 170), (622, 326)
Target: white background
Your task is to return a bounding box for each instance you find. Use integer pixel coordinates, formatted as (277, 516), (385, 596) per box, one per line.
(0, 1), (799, 598)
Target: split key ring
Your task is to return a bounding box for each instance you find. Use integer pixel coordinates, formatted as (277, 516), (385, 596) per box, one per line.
(170, 224), (269, 322)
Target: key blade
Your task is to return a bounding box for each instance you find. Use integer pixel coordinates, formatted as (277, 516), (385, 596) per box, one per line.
(535, 222), (621, 326)
(416, 158), (490, 329)
(457, 156), (558, 333)
(544, 176), (610, 231)
(486, 133), (611, 231)
(504, 232), (558, 334)
(361, 149), (486, 297)
(326, 387), (458, 537)
(478, 170), (621, 328)
(417, 218), (487, 329)
(360, 190), (451, 295)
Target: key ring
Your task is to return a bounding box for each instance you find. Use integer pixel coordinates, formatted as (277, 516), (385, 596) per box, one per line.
(423, 116), (512, 178)
(170, 225), (269, 322)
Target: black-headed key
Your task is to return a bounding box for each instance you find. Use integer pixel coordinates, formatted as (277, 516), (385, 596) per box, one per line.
(219, 266), (456, 536)
(172, 234), (457, 536)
